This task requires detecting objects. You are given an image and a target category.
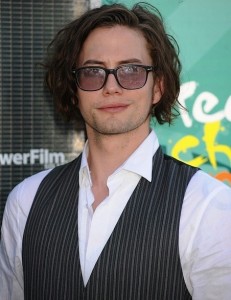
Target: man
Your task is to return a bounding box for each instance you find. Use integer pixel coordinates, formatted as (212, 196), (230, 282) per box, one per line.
(0, 3), (231, 300)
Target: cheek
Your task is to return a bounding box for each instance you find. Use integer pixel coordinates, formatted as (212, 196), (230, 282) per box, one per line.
(77, 94), (94, 119)
(76, 90), (87, 109)
(78, 102), (87, 116)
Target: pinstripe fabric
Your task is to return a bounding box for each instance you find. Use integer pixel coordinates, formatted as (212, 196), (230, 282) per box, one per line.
(22, 157), (84, 299)
(22, 147), (197, 300)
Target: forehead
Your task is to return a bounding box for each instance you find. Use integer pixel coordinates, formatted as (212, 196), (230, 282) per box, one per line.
(78, 25), (152, 65)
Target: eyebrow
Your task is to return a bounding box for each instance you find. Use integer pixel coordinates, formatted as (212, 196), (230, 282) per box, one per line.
(82, 58), (143, 66)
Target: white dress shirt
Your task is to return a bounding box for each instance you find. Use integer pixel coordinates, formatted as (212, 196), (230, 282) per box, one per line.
(1, 130), (231, 300)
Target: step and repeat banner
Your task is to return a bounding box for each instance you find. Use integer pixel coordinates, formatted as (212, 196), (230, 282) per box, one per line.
(0, 0), (86, 227)
(0, 0), (230, 226)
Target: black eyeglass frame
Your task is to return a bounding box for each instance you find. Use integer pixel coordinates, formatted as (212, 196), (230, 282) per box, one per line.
(72, 64), (157, 91)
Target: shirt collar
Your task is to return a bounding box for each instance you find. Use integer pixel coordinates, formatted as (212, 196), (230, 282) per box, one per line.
(79, 129), (159, 184)
(118, 130), (159, 182)
(80, 140), (92, 186)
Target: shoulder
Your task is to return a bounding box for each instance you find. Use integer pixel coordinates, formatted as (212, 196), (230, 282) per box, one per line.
(160, 152), (198, 184)
(4, 169), (52, 223)
(181, 170), (231, 239)
(163, 152), (198, 173)
(5, 154), (83, 222)
(186, 169), (231, 199)
(5, 154), (83, 221)
(182, 170), (231, 232)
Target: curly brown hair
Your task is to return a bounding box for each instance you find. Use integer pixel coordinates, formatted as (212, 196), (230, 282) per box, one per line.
(44, 2), (182, 125)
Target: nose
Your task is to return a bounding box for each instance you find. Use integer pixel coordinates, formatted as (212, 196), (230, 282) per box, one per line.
(103, 72), (123, 94)
(104, 69), (122, 93)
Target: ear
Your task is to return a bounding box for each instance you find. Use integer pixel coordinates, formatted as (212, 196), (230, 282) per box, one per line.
(152, 77), (164, 105)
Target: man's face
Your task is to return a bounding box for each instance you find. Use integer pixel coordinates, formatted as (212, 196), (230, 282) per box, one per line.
(77, 25), (161, 137)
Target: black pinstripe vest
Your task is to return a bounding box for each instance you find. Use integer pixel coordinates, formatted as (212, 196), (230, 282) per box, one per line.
(22, 147), (197, 300)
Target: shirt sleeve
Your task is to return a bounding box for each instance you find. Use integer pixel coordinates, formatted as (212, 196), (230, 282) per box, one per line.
(0, 169), (51, 300)
(0, 184), (24, 300)
(180, 170), (231, 300)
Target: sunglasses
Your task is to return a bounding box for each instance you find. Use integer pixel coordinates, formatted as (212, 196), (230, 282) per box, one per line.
(72, 64), (156, 91)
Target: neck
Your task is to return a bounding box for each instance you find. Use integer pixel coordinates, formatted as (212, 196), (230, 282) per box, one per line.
(85, 124), (150, 210)
(87, 126), (150, 181)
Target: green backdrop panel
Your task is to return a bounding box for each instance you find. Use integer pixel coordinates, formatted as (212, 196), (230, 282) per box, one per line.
(103, 0), (231, 186)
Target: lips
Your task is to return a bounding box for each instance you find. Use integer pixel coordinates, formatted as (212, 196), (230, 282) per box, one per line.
(98, 103), (129, 113)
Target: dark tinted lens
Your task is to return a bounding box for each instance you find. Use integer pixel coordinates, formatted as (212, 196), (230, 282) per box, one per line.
(76, 68), (106, 91)
(117, 65), (147, 89)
